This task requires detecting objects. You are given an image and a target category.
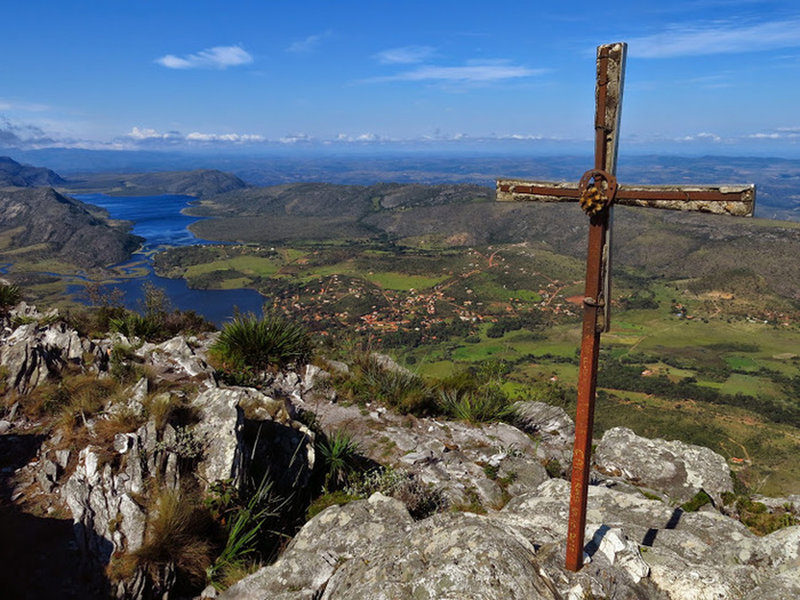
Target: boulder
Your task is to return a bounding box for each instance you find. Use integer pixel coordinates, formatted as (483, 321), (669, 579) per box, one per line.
(594, 427), (734, 504)
(137, 335), (214, 383)
(513, 400), (575, 467)
(321, 511), (563, 600)
(191, 387), (247, 486)
(502, 479), (768, 599)
(0, 321), (85, 393)
(222, 493), (414, 600)
(225, 486), (661, 600)
(192, 386), (315, 495)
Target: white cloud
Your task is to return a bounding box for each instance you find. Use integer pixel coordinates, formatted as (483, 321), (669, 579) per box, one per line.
(629, 18), (800, 58)
(287, 31), (332, 54)
(678, 132), (722, 142)
(126, 127), (264, 144)
(127, 127), (180, 140)
(371, 60), (547, 84)
(748, 127), (800, 140)
(335, 132), (385, 142)
(374, 46), (436, 64)
(155, 45), (253, 69)
(186, 131), (265, 142)
(279, 133), (314, 144)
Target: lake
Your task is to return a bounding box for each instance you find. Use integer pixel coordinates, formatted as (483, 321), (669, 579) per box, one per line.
(69, 193), (266, 326)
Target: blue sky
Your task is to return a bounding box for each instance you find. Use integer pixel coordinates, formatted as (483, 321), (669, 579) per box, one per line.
(1, 0), (799, 156)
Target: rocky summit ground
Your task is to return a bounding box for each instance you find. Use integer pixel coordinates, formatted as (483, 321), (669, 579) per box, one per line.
(1, 301), (799, 599)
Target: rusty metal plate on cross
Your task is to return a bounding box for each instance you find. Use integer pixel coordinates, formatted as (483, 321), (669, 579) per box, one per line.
(497, 179), (756, 217)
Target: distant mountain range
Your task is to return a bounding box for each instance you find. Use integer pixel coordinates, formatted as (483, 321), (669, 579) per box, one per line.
(4, 148), (799, 221)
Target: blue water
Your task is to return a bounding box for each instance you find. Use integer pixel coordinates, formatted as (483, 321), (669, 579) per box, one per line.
(68, 193), (265, 326)
(76, 193), (210, 250)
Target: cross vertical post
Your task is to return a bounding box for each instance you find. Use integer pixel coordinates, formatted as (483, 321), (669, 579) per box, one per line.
(497, 42), (754, 573)
(565, 42), (626, 572)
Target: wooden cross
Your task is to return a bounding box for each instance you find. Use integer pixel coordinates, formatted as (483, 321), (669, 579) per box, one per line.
(496, 42), (755, 572)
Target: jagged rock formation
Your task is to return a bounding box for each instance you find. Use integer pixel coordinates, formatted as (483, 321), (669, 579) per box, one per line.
(0, 302), (109, 394)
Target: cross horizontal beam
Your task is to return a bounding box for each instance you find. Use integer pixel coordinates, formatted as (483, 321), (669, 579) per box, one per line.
(497, 179), (756, 217)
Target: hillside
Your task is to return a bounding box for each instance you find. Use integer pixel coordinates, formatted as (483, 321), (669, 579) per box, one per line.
(186, 182), (800, 304)
(60, 168), (248, 198)
(0, 156), (65, 187)
(0, 187), (143, 270)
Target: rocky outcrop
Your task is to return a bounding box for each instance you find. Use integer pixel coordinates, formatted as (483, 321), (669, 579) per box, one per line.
(4, 312), (799, 600)
(513, 400), (575, 469)
(0, 305), (110, 394)
(65, 422), (159, 598)
(223, 493), (414, 600)
(225, 477), (800, 600)
(595, 427), (734, 504)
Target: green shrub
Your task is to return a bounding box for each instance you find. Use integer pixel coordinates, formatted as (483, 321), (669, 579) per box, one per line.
(211, 312), (312, 371)
(338, 354), (434, 415)
(110, 313), (163, 340)
(317, 430), (363, 491)
(437, 386), (514, 424)
(206, 476), (283, 590)
(681, 490), (712, 512)
(0, 283), (22, 312)
(434, 368), (514, 424)
(109, 344), (145, 384)
(306, 490), (360, 520)
(732, 496), (798, 535)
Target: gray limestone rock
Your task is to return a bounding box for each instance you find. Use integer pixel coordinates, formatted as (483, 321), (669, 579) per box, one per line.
(595, 427), (734, 505)
(513, 400), (575, 466)
(0, 320), (84, 393)
(138, 335), (214, 382)
(191, 387), (247, 485)
(743, 569), (800, 600)
(321, 511), (563, 600)
(222, 493), (414, 600)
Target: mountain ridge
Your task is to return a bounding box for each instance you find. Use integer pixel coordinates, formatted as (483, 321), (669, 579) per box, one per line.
(0, 156), (65, 187)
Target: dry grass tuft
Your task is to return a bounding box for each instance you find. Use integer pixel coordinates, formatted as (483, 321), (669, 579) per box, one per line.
(133, 490), (216, 589)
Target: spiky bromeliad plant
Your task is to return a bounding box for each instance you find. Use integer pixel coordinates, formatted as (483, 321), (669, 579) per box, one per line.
(317, 429), (364, 491)
(0, 283), (21, 313)
(211, 312), (312, 371)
